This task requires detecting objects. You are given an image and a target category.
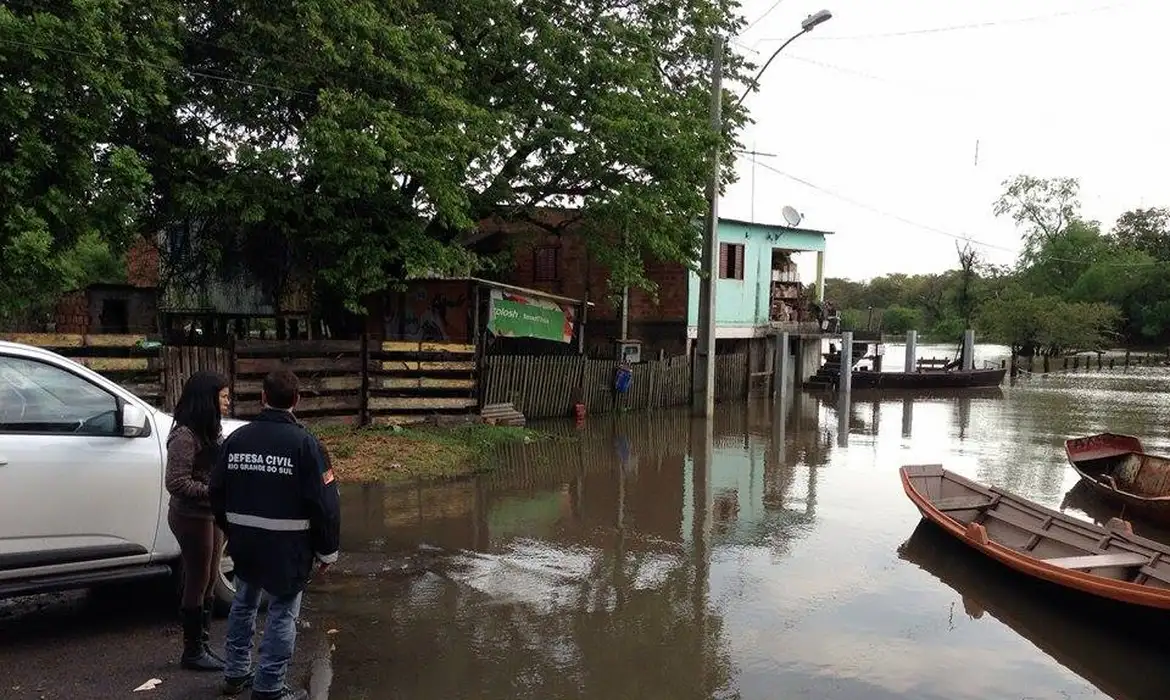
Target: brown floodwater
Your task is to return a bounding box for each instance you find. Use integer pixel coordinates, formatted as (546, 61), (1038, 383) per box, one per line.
(315, 366), (1170, 700)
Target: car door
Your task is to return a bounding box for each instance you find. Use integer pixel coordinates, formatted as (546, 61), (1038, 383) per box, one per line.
(0, 352), (164, 576)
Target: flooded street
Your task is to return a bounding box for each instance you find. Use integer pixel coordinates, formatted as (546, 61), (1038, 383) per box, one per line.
(320, 364), (1170, 700)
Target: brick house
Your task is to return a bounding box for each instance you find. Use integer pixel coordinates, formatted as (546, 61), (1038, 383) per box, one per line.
(471, 210), (691, 357)
(53, 237), (161, 334)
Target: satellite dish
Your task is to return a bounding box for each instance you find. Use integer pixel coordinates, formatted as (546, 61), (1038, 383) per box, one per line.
(781, 205), (803, 227)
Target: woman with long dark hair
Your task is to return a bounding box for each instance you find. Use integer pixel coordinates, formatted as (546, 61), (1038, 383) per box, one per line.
(166, 370), (231, 671)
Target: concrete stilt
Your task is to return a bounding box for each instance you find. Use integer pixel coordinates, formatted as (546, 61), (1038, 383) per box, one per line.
(962, 329), (975, 370)
(773, 332), (790, 402)
(838, 331), (853, 396)
(904, 330), (918, 372)
(837, 331), (852, 447)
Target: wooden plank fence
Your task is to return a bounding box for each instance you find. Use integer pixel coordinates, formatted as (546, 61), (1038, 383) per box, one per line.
(2, 333), (168, 406)
(161, 346), (234, 411)
(4, 333), (756, 423)
(232, 339), (365, 423)
(230, 338), (480, 425)
(370, 340), (479, 425)
(480, 352), (748, 420)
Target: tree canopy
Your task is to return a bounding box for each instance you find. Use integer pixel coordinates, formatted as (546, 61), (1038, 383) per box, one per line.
(825, 175), (1170, 354)
(1, 0), (752, 327)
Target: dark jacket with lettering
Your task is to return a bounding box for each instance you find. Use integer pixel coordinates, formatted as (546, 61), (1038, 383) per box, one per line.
(209, 409), (341, 597)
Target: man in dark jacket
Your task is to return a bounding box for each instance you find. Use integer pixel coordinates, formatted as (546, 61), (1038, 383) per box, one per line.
(209, 370), (341, 700)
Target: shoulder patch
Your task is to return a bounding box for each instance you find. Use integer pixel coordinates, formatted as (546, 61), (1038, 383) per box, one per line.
(322, 468), (336, 485)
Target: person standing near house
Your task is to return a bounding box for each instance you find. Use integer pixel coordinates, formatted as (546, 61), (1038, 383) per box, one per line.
(209, 370), (341, 700)
(166, 370), (231, 673)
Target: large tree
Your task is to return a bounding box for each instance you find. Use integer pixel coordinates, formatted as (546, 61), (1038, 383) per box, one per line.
(1112, 207), (1170, 261)
(993, 174), (1081, 264)
(0, 1), (176, 325)
(138, 0), (751, 315)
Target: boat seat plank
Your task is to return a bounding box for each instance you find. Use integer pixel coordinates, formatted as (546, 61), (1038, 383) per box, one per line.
(982, 510), (1113, 553)
(933, 496), (994, 511)
(1138, 565), (1170, 585)
(1044, 552), (1149, 570)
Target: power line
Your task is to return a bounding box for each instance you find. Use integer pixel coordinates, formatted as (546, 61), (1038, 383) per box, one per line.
(775, 2), (1130, 42)
(742, 156), (1162, 268)
(741, 0), (787, 34)
(742, 156), (1012, 252)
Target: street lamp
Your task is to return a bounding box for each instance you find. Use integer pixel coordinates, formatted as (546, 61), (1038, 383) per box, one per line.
(692, 10), (832, 418)
(734, 10), (832, 108)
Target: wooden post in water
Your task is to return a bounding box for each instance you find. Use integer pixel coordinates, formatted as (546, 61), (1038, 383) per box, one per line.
(1074, 356), (1080, 371)
(1110, 357), (1115, 369)
(1097, 354), (1103, 370)
(1063, 357), (1069, 370)
(1009, 354), (1018, 378)
(1125, 349), (1131, 367)
(1043, 355), (1050, 373)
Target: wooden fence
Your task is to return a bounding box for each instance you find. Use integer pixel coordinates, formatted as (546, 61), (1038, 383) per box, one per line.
(230, 339), (479, 425)
(480, 352), (748, 420)
(4, 333), (755, 423)
(371, 340), (478, 425)
(0, 333), (230, 410)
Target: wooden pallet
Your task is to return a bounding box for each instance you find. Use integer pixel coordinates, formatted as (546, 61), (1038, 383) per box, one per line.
(481, 402), (526, 428)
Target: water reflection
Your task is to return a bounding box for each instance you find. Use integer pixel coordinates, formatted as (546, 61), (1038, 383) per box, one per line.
(899, 521), (1170, 700)
(324, 366), (1170, 699)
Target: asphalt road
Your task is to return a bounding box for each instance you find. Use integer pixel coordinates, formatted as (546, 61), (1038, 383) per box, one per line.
(0, 583), (326, 700)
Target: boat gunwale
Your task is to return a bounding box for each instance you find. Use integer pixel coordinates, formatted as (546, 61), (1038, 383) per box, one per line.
(899, 464), (1170, 609)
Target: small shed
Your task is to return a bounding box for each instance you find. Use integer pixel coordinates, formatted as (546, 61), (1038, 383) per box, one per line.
(54, 283), (159, 335)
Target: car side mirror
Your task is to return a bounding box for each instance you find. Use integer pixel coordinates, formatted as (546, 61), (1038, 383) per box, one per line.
(121, 403), (151, 438)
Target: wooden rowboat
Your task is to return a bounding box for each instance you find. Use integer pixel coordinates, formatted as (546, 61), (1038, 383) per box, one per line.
(1065, 433), (1170, 525)
(900, 464), (1170, 609)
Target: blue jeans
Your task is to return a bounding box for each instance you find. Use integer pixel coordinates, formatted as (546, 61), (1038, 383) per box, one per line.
(223, 578), (303, 693)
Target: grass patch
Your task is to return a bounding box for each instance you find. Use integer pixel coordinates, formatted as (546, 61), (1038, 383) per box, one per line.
(314, 423), (552, 483)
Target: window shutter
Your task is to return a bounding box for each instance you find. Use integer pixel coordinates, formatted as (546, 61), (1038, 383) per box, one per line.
(733, 245), (745, 280)
(719, 243), (730, 278)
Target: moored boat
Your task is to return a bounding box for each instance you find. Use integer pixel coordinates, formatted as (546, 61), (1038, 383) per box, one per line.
(1065, 433), (1170, 525)
(900, 464), (1170, 609)
(850, 367), (1006, 390)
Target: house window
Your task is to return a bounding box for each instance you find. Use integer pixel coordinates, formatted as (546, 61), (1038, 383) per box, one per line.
(719, 243), (745, 280)
(533, 246), (559, 282)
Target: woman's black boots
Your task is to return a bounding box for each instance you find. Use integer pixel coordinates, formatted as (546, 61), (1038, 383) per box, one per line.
(201, 598), (226, 663)
(180, 607), (223, 671)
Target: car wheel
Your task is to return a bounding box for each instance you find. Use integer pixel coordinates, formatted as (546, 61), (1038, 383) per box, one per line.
(211, 552), (237, 617)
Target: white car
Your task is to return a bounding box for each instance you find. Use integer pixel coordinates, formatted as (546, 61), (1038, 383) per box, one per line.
(0, 340), (245, 611)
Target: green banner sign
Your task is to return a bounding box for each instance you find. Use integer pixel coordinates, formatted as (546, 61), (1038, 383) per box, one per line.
(489, 297), (569, 343)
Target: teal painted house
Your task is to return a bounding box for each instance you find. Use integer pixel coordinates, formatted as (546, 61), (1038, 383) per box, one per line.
(687, 218), (831, 339)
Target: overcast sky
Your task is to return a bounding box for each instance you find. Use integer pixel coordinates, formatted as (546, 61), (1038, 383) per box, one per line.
(722, 0), (1169, 282)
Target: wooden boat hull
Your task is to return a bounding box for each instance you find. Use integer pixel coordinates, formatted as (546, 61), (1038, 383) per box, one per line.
(1065, 433), (1170, 526)
(900, 464), (1170, 609)
(850, 367), (1006, 390)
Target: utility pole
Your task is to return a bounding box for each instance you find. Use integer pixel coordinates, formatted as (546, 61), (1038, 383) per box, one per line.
(692, 35), (723, 418)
